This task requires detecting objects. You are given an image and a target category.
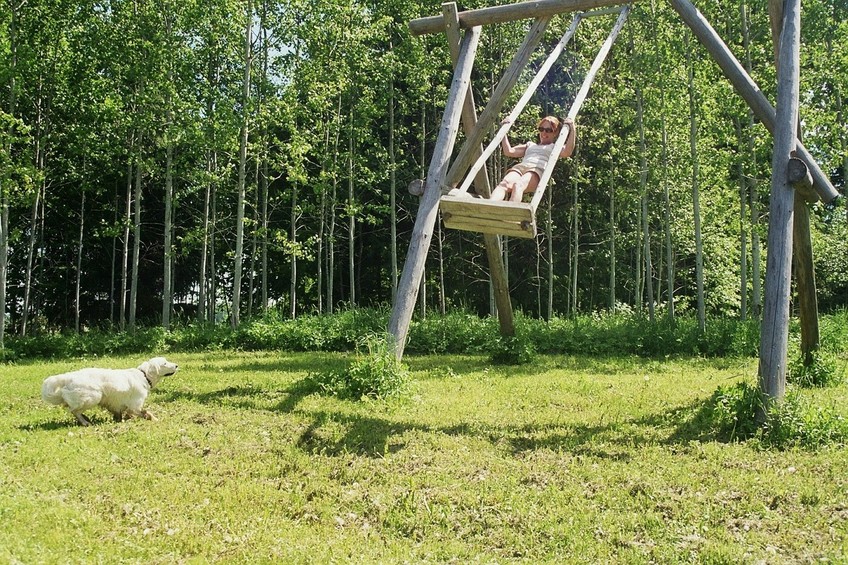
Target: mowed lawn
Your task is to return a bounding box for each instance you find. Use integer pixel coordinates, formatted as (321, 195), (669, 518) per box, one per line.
(1, 351), (846, 563)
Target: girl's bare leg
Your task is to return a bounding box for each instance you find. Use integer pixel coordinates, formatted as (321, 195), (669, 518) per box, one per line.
(509, 173), (540, 203)
(491, 170), (522, 201)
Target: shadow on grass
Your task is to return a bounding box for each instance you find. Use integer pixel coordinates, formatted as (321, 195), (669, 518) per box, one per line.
(154, 358), (742, 458)
(220, 354), (351, 375)
(289, 392), (734, 459)
(19, 419), (78, 431)
(159, 377), (319, 414)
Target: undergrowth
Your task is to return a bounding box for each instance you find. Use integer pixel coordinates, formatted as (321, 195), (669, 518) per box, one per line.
(694, 381), (848, 448)
(3, 307), (846, 362)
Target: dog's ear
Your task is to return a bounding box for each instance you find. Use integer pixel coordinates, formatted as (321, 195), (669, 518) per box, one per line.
(137, 360), (151, 374)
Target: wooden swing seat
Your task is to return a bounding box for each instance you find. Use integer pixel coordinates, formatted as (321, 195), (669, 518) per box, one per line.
(440, 195), (536, 238)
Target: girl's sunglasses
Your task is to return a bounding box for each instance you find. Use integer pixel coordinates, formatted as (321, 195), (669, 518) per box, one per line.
(538, 127), (555, 133)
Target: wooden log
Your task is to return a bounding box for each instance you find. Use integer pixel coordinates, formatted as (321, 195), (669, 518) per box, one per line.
(793, 193), (820, 365)
(757, 0), (802, 407)
(440, 197), (535, 223)
(772, 0), (820, 367)
(409, 0), (626, 36)
(669, 0), (839, 204)
(787, 157), (815, 202)
(387, 26), (480, 359)
(442, 2), (515, 337)
(443, 215), (536, 239)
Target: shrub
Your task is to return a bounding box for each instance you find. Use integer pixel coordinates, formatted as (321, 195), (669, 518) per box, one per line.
(699, 382), (765, 442)
(764, 393), (848, 448)
(693, 381), (848, 448)
(788, 351), (843, 388)
(309, 334), (411, 400)
(488, 334), (536, 365)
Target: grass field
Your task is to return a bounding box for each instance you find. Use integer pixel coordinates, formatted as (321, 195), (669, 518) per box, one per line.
(1, 351), (846, 563)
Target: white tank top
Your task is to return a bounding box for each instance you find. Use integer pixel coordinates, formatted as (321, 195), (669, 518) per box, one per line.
(522, 142), (554, 171)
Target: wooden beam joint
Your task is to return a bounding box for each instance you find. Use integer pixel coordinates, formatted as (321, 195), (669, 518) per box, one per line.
(788, 156), (816, 203)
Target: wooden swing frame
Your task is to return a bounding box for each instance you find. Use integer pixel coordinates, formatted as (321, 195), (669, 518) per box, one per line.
(440, 6), (630, 239)
(388, 0), (842, 415)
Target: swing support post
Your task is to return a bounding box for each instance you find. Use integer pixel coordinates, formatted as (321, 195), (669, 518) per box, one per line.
(442, 2), (516, 337)
(388, 24), (480, 359)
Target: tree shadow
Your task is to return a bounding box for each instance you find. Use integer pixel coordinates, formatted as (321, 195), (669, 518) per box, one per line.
(135, 356), (741, 459)
(290, 390), (734, 460)
(221, 355), (351, 375)
(159, 376), (319, 414)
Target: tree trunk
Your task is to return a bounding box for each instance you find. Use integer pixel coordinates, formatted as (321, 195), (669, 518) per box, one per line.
(258, 0), (269, 315)
(162, 138), (173, 330)
(637, 86), (655, 321)
(74, 191), (86, 334)
(347, 123), (356, 306)
(0, 189), (8, 348)
(22, 167), (43, 337)
(22, 69), (48, 336)
(290, 180), (298, 319)
(129, 155), (142, 332)
(609, 158), (616, 312)
(231, 0), (252, 329)
(546, 182), (554, 320)
(327, 95), (342, 314)
(661, 98), (674, 320)
(0, 0), (20, 348)
(730, 116), (749, 322)
(389, 42), (398, 303)
(839, 87), (848, 223)
(739, 0), (762, 319)
(261, 151), (269, 314)
(198, 154), (212, 324)
(759, 0), (802, 409)
(570, 173), (579, 316)
(209, 167), (218, 321)
(686, 34), (705, 332)
(120, 154), (132, 329)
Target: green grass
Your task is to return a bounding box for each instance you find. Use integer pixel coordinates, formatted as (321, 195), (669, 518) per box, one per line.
(2, 352), (847, 563)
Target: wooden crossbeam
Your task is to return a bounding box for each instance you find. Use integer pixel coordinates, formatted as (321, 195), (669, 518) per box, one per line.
(410, 0), (628, 36)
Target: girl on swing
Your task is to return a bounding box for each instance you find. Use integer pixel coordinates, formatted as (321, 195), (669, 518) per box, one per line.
(491, 115), (576, 202)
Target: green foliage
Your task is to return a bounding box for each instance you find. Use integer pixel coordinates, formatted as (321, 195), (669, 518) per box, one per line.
(406, 311), (494, 354)
(788, 351), (843, 388)
(692, 381), (848, 448)
(488, 334), (536, 365)
(764, 392), (848, 448)
(2, 327), (168, 360)
(309, 335), (411, 400)
(3, 309), (844, 362)
(696, 382), (765, 442)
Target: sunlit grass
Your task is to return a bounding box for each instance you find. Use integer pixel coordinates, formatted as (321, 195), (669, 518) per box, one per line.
(1, 351), (846, 562)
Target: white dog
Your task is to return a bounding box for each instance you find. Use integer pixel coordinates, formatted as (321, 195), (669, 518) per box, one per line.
(41, 357), (179, 426)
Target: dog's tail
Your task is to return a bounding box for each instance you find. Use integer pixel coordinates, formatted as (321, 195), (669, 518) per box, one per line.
(41, 376), (66, 406)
